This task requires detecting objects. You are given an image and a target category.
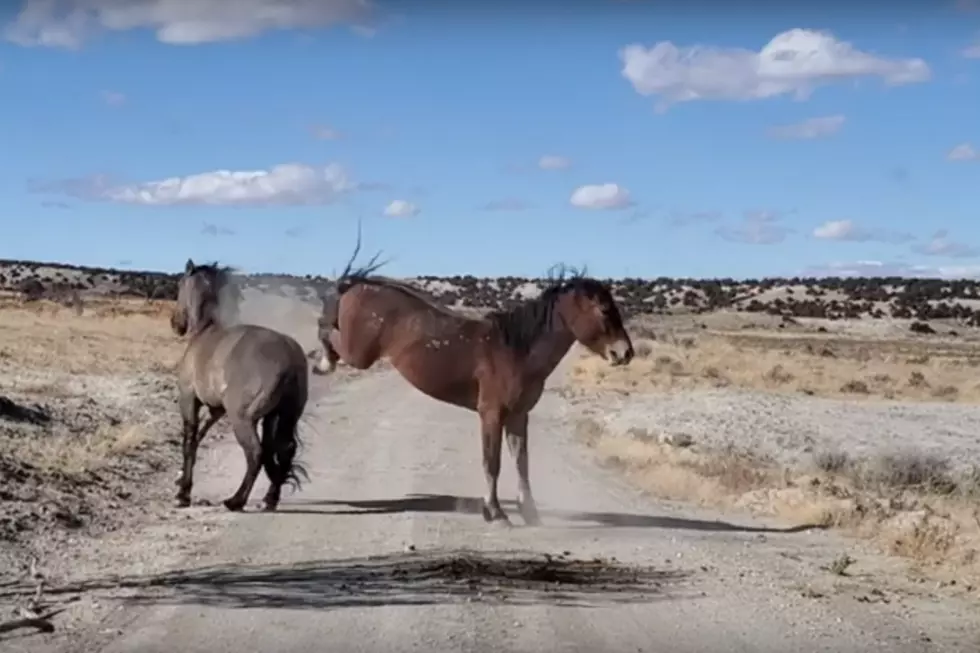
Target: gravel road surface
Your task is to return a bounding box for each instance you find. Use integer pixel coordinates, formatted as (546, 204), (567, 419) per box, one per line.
(16, 367), (980, 653)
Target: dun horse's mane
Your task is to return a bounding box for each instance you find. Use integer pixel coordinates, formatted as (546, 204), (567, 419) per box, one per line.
(185, 261), (236, 328)
(487, 264), (593, 354)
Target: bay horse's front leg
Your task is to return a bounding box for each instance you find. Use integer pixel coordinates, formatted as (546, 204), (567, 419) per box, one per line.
(505, 412), (541, 526)
(479, 408), (510, 525)
(312, 329), (345, 375)
(175, 392), (202, 508)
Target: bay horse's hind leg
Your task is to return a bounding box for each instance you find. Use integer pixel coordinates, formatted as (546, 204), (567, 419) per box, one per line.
(505, 412), (541, 526)
(223, 417), (263, 512)
(479, 408), (511, 526)
(175, 392), (202, 508)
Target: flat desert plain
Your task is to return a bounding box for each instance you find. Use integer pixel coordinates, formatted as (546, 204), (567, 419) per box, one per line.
(2, 286), (980, 651)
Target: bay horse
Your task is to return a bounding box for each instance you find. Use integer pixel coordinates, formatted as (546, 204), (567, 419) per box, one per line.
(171, 259), (310, 512)
(313, 248), (635, 526)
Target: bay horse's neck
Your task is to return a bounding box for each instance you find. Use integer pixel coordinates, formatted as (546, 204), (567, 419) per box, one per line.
(508, 293), (576, 380)
(522, 326), (576, 379)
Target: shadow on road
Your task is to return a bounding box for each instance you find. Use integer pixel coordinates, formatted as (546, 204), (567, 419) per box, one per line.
(3, 550), (694, 613)
(284, 493), (827, 534)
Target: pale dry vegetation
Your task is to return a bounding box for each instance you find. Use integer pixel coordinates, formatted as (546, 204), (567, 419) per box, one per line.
(0, 294), (183, 568)
(572, 324), (980, 403)
(575, 418), (980, 588)
(0, 293), (182, 375)
(569, 319), (980, 590)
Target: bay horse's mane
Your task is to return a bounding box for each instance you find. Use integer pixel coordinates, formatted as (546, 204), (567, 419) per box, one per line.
(486, 264), (593, 354)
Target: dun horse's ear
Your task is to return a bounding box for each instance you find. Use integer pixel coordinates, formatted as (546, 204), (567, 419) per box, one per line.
(185, 258), (195, 274)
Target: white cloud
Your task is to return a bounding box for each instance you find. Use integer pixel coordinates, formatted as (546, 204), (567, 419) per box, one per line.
(814, 219), (867, 241)
(947, 143), (978, 162)
(811, 219), (913, 243)
(538, 155), (572, 170)
(768, 115), (845, 140)
(45, 163), (355, 207)
(101, 89), (126, 106)
(569, 183), (632, 210)
(802, 260), (980, 280)
(716, 210), (791, 245)
(383, 199), (419, 218)
(912, 230), (979, 258)
(3, 0), (376, 48)
(620, 28), (930, 109)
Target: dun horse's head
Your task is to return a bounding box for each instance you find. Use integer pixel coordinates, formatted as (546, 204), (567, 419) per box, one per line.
(172, 258), (226, 337)
(556, 278), (634, 366)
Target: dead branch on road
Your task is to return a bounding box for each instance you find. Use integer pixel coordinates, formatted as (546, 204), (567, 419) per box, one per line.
(0, 558), (71, 636)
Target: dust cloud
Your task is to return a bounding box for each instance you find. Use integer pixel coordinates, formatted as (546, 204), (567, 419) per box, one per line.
(222, 276), (331, 355)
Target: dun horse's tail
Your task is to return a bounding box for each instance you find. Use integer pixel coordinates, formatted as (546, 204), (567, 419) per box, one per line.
(261, 404), (309, 494)
(279, 409), (310, 493)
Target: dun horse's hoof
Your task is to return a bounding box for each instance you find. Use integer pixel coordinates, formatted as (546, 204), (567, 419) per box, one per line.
(222, 497), (246, 512)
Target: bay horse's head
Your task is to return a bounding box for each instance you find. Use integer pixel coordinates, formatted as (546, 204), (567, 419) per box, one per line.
(552, 277), (634, 366)
(171, 258), (229, 337)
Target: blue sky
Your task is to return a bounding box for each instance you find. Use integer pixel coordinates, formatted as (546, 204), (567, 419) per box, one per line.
(0, 0), (979, 280)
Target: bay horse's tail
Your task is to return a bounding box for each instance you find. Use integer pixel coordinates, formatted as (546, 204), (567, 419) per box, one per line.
(314, 217), (388, 375)
(334, 216), (388, 295)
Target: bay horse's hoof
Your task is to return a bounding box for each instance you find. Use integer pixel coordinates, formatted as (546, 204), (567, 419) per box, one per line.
(222, 497), (246, 512)
(520, 509), (542, 527)
(261, 501), (279, 512)
(481, 503), (512, 526)
(174, 496), (191, 508)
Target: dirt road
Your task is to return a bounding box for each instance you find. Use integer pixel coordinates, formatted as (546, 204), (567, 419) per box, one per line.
(12, 366), (980, 652)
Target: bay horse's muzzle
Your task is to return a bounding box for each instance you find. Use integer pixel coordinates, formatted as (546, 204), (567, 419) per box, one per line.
(606, 339), (634, 366)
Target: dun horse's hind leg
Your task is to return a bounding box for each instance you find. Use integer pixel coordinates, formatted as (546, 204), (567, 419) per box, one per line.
(259, 412), (281, 504)
(223, 417), (263, 512)
(175, 393), (202, 507)
(261, 409), (301, 511)
(505, 412), (541, 526)
(479, 408), (510, 525)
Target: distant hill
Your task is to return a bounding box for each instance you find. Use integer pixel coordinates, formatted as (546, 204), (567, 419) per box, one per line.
(3, 258), (980, 325)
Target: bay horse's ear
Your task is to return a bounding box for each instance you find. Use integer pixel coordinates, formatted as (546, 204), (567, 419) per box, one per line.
(185, 258), (195, 274)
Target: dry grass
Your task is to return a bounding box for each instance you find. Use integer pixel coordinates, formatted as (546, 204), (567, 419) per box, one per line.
(0, 423), (149, 479)
(1, 295), (183, 555)
(576, 418), (980, 588)
(0, 295), (182, 375)
(572, 328), (980, 403)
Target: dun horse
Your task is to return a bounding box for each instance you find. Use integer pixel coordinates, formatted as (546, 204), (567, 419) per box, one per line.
(171, 259), (310, 512)
(314, 247), (634, 526)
